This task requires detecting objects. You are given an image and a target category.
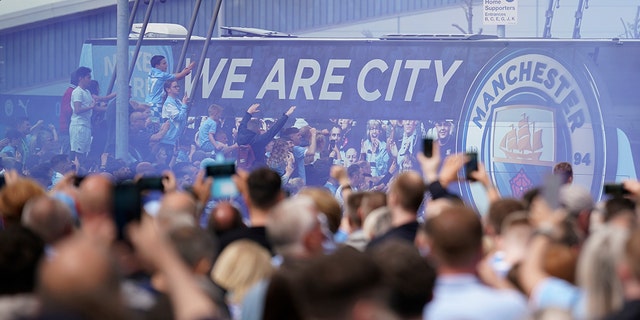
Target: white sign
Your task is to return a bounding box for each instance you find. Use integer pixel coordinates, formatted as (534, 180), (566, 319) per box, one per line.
(483, 0), (518, 25)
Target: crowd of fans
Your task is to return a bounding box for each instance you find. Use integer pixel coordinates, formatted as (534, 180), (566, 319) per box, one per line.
(0, 55), (465, 200)
(2, 136), (640, 320)
(3, 61), (640, 320)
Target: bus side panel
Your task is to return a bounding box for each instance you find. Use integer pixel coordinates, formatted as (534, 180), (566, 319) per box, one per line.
(86, 38), (640, 211)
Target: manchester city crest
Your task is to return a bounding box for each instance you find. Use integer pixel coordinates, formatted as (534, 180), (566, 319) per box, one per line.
(459, 49), (607, 207)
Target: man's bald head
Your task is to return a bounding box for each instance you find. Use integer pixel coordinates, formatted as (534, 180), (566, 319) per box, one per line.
(156, 191), (198, 229)
(210, 201), (243, 234)
(22, 196), (74, 244)
(78, 174), (113, 217)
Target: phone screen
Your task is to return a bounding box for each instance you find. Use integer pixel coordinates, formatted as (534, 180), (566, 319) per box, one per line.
(113, 182), (142, 240)
(206, 163), (239, 199)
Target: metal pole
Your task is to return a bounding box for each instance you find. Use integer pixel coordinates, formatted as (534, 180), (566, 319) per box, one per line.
(174, 0), (204, 73)
(107, 0), (141, 95)
(572, 0), (587, 39)
(187, 0), (223, 107)
(128, 0), (156, 80)
(542, 0), (557, 39)
(116, 0), (130, 160)
(536, 0), (539, 37)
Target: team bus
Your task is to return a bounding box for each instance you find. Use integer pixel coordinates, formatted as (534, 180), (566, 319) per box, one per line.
(76, 33), (640, 210)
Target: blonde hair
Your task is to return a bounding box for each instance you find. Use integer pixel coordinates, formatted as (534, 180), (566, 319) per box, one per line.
(211, 240), (273, 304)
(207, 104), (223, 119)
(362, 206), (392, 240)
(577, 226), (628, 319)
(298, 187), (341, 234)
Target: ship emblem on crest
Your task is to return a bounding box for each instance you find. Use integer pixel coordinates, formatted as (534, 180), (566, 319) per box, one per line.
(491, 105), (556, 198)
(492, 106), (555, 167)
(499, 113), (543, 161)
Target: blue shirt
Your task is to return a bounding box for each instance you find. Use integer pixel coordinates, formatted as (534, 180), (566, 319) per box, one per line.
(198, 117), (217, 146)
(424, 274), (529, 320)
(362, 139), (389, 177)
(531, 277), (585, 319)
(292, 145), (307, 184)
(159, 96), (187, 146)
(145, 67), (175, 105)
(241, 280), (270, 320)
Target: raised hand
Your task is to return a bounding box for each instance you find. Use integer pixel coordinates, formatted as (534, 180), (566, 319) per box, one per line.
(247, 103), (260, 114)
(285, 105), (296, 116)
(438, 153), (466, 187)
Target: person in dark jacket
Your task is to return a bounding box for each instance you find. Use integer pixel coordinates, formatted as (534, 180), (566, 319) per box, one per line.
(236, 104), (296, 169)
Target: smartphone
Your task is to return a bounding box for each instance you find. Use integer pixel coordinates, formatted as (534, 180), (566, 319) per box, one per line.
(112, 182), (142, 240)
(423, 138), (434, 158)
(329, 140), (336, 150)
(465, 152), (478, 180)
(604, 183), (630, 196)
(206, 163), (239, 199)
(543, 174), (562, 210)
(137, 176), (165, 192)
(137, 176), (165, 217)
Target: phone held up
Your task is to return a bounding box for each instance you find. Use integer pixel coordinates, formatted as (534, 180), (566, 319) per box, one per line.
(137, 176), (165, 192)
(206, 163), (239, 199)
(73, 175), (86, 187)
(422, 138), (433, 158)
(112, 181), (142, 240)
(102, 177), (164, 241)
(603, 183), (630, 197)
(464, 151), (478, 181)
